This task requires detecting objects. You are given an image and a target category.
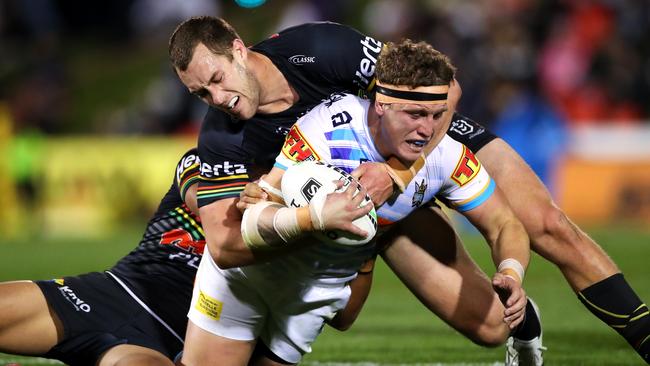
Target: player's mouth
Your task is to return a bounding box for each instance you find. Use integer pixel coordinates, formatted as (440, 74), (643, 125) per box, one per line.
(227, 96), (240, 111)
(406, 139), (427, 151)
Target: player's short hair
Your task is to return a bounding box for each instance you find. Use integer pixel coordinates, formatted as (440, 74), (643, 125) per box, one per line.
(169, 16), (241, 72)
(376, 39), (456, 88)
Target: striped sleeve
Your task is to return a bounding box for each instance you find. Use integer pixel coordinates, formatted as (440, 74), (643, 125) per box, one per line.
(174, 148), (201, 202)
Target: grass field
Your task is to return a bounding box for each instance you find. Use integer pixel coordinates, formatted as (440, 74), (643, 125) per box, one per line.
(1, 224), (649, 365)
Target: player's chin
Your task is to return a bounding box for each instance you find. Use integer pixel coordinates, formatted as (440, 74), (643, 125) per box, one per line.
(396, 145), (421, 164)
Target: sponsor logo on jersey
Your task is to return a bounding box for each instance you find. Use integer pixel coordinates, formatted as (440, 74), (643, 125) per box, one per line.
(58, 285), (91, 313)
(195, 290), (223, 320)
(282, 125), (320, 162)
(412, 179), (427, 207)
(288, 54), (316, 65)
(176, 153), (201, 183)
(301, 178), (323, 202)
(451, 145), (481, 186)
(354, 36), (382, 90)
(450, 118), (485, 138)
(200, 161), (247, 178)
(160, 228), (206, 255)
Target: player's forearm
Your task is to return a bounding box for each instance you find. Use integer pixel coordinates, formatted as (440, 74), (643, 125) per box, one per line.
(489, 218), (530, 282)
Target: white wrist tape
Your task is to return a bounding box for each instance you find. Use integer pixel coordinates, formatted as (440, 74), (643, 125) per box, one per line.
(497, 258), (525, 282)
(308, 189), (328, 231)
(273, 207), (302, 242)
(258, 178), (283, 201)
(241, 201), (278, 249)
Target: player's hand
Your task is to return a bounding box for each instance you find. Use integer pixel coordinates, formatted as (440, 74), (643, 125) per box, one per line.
(313, 180), (373, 237)
(492, 272), (527, 330)
(236, 182), (268, 213)
(351, 162), (394, 207)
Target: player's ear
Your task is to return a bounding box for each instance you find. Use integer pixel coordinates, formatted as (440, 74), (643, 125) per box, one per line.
(374, 100), (386, 116)
(231, 38), (248, 61)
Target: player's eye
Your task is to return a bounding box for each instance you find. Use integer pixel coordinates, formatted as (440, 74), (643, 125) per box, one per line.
(193, 89), (209, 99)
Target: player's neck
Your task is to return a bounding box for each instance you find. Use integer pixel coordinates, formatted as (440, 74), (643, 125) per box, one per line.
(250, 51), (299, 114)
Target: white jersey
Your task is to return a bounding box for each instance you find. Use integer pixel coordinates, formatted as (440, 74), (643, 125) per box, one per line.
(275, 93), (495, 228)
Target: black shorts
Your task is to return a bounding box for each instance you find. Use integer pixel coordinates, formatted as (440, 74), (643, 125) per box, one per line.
(35, 272), (183, 366)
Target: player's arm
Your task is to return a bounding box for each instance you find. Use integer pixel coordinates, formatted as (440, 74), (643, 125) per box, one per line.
(327, 256), (375, 331)
(239, 166), (372, 252)
(460, 186), (530, 329)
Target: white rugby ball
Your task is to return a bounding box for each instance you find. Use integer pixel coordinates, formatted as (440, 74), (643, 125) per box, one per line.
(281, 161), (378, 246)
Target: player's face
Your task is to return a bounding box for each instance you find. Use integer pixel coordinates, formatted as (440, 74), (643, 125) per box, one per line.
(177, 42), (261, 120)
(377, 103), (448, 164)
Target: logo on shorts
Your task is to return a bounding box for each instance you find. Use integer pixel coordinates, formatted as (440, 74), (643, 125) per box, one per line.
(301, 178), (322, 202)
(195, 290), (223, 320)
(58, 285), (92, 313)
(289, 55), (316, 65)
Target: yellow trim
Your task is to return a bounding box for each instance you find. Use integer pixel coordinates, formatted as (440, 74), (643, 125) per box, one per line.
(578, 292), (629, 319)
(630, 310), (649, 322)
(201, 174), (249, 182)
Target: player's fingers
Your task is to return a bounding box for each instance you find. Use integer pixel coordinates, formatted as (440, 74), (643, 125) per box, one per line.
(341, 222), (368, 238)
(350, 163), (367, 179)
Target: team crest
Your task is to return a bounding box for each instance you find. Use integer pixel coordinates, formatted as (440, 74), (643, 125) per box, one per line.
(282, 125), (320, 162)
(412, 179), (427, 207)
(451, 145), (480, 186)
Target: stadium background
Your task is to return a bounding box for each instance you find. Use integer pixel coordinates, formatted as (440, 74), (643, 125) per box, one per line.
(0, 0), (649, 365)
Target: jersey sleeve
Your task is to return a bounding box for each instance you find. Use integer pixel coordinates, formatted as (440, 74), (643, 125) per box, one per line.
(446, 112), (498, 153)
(174, 147), (201, 202)
(438, 139), (496, 212)
(262, 22), (383, 95)
(196, 109), (252, 208)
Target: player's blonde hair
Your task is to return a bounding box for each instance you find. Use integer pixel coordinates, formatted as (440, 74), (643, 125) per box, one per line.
(376, 39), (456, 88)
(169, 16), (241, 72)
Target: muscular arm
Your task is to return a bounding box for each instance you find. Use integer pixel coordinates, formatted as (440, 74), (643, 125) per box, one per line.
(462, 186), (530, 278)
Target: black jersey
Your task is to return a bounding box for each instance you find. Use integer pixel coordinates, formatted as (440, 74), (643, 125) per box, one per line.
(196, 22), (383, 207)
(196, 22), (497, 208)
(109, 148), (203, 340)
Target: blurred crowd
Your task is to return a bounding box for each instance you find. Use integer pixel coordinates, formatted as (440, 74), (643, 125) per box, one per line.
(1, 0), (649, 187)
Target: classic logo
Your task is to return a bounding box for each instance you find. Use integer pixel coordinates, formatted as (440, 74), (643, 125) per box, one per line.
(451, 145), (481, 186)
(301, 178), (322, 202)
(282, 125), (320, 162)
(412, 179), (427, 207)
(58, 285), (91, 313)
(289, 55), (316, 65)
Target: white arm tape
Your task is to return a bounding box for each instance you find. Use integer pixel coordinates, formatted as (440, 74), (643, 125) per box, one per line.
(497, 258), (525, 282)
(273, 207), (302, 242)
(308, 189), (328, 231)
(258, 178), (283, 201)
(241, 201), (279, 249)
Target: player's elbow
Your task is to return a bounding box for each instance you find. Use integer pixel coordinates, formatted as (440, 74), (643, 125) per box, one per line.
(209, 245), (241, 269)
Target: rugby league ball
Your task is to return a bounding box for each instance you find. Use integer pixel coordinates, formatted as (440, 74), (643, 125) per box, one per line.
(281, 161), (378, 246)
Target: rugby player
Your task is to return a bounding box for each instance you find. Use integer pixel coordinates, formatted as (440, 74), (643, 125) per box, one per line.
(170, 16), (546, 365)
(170, 15), (650, 364)
(0, 148), (373, 366)
(179, 39), (532, 366)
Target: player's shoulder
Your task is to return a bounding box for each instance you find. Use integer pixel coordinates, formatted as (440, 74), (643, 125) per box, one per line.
(198, 108), (245, 154)
(303, 93), (367, 125)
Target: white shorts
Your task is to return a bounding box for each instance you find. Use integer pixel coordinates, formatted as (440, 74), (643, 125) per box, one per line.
(187, 246), (351, 364)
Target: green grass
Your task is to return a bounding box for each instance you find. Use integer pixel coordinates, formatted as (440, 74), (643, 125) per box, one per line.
(1, 226), (649, 365)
